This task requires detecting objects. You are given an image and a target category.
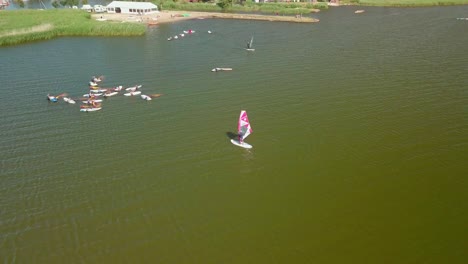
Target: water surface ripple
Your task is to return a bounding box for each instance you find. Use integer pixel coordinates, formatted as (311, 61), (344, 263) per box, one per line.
(0, 6), (467, 263)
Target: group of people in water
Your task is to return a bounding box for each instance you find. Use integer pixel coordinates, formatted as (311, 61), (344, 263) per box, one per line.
(85, 76), (105, 108)
(47, 76), (104, 109)
(47, 75), (162, 112)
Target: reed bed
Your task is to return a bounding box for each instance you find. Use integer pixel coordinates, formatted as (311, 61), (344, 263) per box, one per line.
(156, 2), (327, 15)
(341, 0), (468, 6)
(0, 9), (146, 46)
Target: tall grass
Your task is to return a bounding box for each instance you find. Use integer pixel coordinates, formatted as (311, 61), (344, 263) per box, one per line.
(155, 1), (327, 14)
(340, 0), (468, 6)
(0, 9), (146, 47)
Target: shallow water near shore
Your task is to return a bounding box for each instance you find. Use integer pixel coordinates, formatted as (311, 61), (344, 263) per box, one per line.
(1, 6), (467, 263)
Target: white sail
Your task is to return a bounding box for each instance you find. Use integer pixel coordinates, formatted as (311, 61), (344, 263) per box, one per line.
(238, 110), (252, 142)
(246, 36), (255, 51)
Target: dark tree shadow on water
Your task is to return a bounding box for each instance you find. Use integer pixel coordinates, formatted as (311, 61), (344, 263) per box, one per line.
(226, 132), (238, 140)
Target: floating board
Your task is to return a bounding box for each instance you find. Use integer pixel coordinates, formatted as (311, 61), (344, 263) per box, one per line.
(245, 48), (255, 52)
(230, 139), (253, 149)
(125, 85), (142, 91)
(124, 91), (142, 96)
(104, 91), (118, 97)
(63, 97), (76, 104)
(89, 89), (105, 93)
(141, 94), (152, 101)
(212, 68), (233, 72)
(82, 99), (103, 104)
(83, 93), (102, 97)
(80, 107), (102, 112)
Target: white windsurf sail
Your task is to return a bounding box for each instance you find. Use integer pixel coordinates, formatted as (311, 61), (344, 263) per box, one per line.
(238, 110), (253, 143)
(246, 36), (254, 50)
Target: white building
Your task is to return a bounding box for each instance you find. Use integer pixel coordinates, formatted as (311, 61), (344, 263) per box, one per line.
(106, 1), (158, 15)
(94, 5), (107, 13)
(81, 4), (93, 12)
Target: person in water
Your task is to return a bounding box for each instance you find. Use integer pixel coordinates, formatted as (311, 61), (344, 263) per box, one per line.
(47, 94), (60, 101)
(92, 76), (101, 83)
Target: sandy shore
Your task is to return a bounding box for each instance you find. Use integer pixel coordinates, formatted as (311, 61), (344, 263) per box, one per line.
(92, 10), (319, 24)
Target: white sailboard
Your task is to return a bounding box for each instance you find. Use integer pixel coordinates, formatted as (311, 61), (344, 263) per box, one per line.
(230, 110), (253, 149)
(245, 36), (255, 52)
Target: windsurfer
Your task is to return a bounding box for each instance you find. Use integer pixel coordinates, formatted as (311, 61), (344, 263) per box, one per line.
(246, 42), (251, 49)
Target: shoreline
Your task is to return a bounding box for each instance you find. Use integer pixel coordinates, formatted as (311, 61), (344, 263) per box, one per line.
(92, 10), (320, 24)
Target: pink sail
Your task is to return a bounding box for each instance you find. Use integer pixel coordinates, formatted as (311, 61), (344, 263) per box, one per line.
(238, 110), (253, 143)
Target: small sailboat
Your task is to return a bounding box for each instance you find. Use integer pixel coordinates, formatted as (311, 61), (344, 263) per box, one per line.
(231, 110), (253, 149)
(246, 36), (255, 52)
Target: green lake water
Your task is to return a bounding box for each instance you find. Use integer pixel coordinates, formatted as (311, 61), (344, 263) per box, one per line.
(0, 6), (467, 263)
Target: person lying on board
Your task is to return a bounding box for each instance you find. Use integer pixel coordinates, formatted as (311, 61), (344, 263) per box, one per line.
(47, 93), (66, 102)
(47, 94), (58, 102)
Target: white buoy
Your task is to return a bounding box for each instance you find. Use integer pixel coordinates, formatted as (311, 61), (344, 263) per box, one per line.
(208, 30), (212, 34)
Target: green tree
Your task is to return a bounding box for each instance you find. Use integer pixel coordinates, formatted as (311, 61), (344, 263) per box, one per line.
(217, 0), (232, 10)
(59, 0), (79, 7)
(13, 0), (25, 8)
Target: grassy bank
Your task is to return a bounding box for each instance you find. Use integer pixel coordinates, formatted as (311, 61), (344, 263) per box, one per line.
(0, 9), (146, 47)
(155, 1), (328, 15)
(340, 0), (468, 6)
